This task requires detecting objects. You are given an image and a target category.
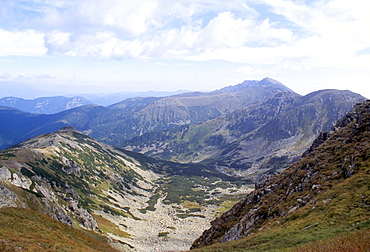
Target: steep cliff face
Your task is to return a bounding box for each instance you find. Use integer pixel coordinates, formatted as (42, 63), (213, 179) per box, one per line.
(191, 100), (370, 251)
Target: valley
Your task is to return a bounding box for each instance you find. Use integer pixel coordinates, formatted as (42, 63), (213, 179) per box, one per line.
(0, 78), (368, 251)
(0, 126), (252, 251)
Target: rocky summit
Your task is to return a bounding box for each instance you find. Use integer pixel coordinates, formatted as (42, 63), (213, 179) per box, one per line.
(191, 100), (370, 251)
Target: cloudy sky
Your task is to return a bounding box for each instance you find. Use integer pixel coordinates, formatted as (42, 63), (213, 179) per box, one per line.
(1, 0), (369, 98)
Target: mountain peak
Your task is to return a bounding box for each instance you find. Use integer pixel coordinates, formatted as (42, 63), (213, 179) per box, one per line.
(254, 77), (292, 91)
(216, 77), (293, 94)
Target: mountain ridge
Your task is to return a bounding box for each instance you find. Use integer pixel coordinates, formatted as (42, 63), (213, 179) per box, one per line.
(123, 88), (364, 179)
(0, 78), (298, 150)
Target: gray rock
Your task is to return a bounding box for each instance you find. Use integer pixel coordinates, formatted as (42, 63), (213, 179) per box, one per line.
(0, 185), (19, 208)
(0, 167), (11, 180)
(69, 202), (97, 230)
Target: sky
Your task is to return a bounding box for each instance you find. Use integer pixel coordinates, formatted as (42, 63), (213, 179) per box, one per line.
(0, 0), (370, 99)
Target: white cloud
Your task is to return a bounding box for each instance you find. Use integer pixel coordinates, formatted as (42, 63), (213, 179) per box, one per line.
(44, 30), (72, 54)
(77, 0), (158, 36)
(39, 0), (159, 37)
(0, 72), (11, 81)
(256, 0), (370, 70)
(234, 65), (276, 76)
(0, 29), (47, 56)
(1, 0), (369, 73)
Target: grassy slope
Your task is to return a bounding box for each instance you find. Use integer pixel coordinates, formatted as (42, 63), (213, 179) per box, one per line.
(0, 207), (118, 252)
(292, 229), (370, 252)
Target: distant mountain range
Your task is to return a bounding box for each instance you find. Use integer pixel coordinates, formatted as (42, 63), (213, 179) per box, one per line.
(0, 78), (365, 180)
(0, 78), (292, 149)
(83, 90), (189, 106)
(0, 96), (91, 114)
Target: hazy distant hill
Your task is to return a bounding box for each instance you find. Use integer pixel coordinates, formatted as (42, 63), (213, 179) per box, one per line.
(85, 90), (188, 106)
(101, 77), (292, 141)
(191, 99), (370, 251)
(0, 96), (91, 114)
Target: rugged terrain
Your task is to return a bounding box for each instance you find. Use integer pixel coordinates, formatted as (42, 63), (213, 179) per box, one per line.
(0, 127), (251, 251)
(191, 100), (370, 251)
(0, 78), (364, 181)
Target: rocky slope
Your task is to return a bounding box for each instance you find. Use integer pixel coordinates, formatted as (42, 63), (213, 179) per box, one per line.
(0, 96), (91, 114)
(124, 89), (364, 179)
(0, 127), (251, 251)
(191, 100), (370, 251)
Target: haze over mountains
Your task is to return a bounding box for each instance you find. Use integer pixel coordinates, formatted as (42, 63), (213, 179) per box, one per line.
(0, 96), (91, 114)
(0, 78), (368, 251)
